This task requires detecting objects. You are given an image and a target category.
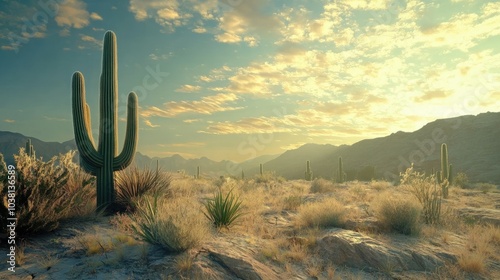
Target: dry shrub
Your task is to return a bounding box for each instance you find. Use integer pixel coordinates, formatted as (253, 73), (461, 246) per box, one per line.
(370, 180), (392, 191)
(130, 195), (211, 252)
(457, 224), (500, 274)
(310, 178), (335, 193)
(115, 165), (171, 212)
(373, 195), (421, 235)
(296, 197), (347, 229)
(0, 150), (95, 236)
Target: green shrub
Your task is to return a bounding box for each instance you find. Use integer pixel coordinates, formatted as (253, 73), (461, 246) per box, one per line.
(203, 188), (244, 229)
(374, 197), (421, 235)
(115, 165), (171, 212)
(0, 150), (95, 236)
(453, 172), (469, 188)
(130, 195), (210, 252)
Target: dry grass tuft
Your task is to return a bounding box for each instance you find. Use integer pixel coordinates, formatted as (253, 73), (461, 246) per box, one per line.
(310, 178), (335, 193)
(296, 197), (347, 229)
(372, 195), (422, 235)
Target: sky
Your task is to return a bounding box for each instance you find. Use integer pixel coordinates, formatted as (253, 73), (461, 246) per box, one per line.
(0, 0), (499, 162)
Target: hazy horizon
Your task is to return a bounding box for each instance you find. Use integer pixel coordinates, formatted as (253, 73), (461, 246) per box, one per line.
(1, 0), (499, 162)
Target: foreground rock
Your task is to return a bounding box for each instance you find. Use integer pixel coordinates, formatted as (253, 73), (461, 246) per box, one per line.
(318, 229), (456, 273)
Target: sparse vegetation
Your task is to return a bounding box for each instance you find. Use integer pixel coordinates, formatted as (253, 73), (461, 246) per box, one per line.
(373, 196), (421, 235)
(203, 187), (245, 229)
(130, 195), (211, 252)
(296, 197), (347, 229)
(310, 178), (335, 193)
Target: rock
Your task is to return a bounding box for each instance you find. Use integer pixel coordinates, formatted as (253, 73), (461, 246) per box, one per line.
(209, 251), (279, 280)
(456, 207), (500, 226)
(318, 229), (445, 272)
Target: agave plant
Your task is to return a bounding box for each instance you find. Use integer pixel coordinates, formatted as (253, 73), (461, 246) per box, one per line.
(203, 188), (244, 229)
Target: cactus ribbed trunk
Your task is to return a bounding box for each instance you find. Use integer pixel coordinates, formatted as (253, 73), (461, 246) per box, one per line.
(439, 143), (451, 199)
(72, 31), (138, 214)
(305, 160), (313, 181)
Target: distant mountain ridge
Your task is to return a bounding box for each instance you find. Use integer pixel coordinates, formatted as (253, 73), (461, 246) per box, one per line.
(0, 111), (498, 183)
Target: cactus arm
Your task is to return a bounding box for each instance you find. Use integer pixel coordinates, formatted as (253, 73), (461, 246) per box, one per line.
(114, 92), (138, 171)
(72, 71), (103, 169)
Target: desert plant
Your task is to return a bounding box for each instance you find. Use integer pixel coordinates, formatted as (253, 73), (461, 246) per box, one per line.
(305, 160), (313, 181)
(241, 170), (245, 180)
(25, 139), (35, 158)
(195, 166), (200, 179)
(296, 197), (347, 228)
(437, 143), (452, 198)
(374, 197), (421, 235)
(72, 30), (138, 213)
(114, 165), (171, 212)
(309, 178), (335, 193)
(401, 165), (441, 224)
(0, 150), (95, 236)
(474, 183), (497, 193)
(203, 188), (245, 229)
(260, 163), (263, 176)
(131, 195), (210, 252)
(453, 172), (469, 188)
(336, 157), (346, 183)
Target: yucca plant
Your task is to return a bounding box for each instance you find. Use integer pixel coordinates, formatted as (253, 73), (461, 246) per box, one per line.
(115, 165), (171, 212)
(203, 188), (244, 229)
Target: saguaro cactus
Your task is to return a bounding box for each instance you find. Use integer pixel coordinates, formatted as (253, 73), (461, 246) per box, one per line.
(305, 160), (313, 181)
(259, 163), (263, 176)
(241, 170), (245, 180)
(196, 166), (200, 179)
(25, 139), (35, 158)
(336, 157), (345, 183)
(72, 31), (138, 213)
(438, 143), (452, 198)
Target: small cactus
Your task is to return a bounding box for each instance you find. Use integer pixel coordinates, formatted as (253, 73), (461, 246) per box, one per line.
(196, 166), (200, 179)
(259, 163), (263, 176)
(25, 139), (35, 158)
(336, 157), (345, 183)
(241, 170), (245, 180)
(305, 160), (313, 181)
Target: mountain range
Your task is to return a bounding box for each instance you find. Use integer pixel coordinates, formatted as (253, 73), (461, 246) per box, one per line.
(1, 111), (499, 183)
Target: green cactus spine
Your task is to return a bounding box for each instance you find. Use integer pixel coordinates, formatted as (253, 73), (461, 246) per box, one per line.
(305, 160), (313, 181)
(260, 163), (263, 176)
(72, 31), (138, 213)
(25, 139), (35, 158)
(336, 157), (345, 183)
(438, 143), (452, 198)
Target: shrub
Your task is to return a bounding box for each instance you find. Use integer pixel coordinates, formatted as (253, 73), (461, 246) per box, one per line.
(115, 165), (171, 212)
(203, 188), (245, 229)
(374, 197), (421, 235)
(283, 195), (302, 210)
(0, 150), (95, 236)
(473, 183), (497, 193)
(453, 172), (469, 188)
(400, 165), (441, 225)
(309, 178), (335, 193)
(296, 197), (347, 228)
(130, 195), (211, 252)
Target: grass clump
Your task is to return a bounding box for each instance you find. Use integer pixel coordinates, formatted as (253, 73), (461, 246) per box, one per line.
(0, 150), (95, 236)
(309, 178), (335, 193)
(400, 165), (441, 225)
(296, 197), (347, 228)
(203, 188), (245, 229)
(115, 165), (171, 212)
(373, 196), (421, 235)
(131, 195), (211, 252)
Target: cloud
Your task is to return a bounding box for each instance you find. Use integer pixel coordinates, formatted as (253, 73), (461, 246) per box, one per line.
(175, 85), (202, 93)
(167, 142), (206, 148)
(90, 12), (103, 21)
(4, 119), (15, 123)
(144, 119), (160, 128)
(141, 93), (243, 118)
(80, 34), (103, 48)
(414, 90), (452, 102)
(55, 0), (91, 29)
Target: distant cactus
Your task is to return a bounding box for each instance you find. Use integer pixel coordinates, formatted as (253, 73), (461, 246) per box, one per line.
(25, 139), (35, 158)
(241, 170), (245, 180)
(336, 157), (345, 183)
(305, 160), (313, 181)
(196, 166), (200, 179)
(72, 31), (138, 213)
(437, 143), (452, 198)
(260, 163), (263, 176)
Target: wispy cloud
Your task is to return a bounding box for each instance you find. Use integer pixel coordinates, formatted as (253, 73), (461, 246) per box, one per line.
(143, 119), (160, 128)
(175, 85), (202, 93)
(55, 0), (92, 29)
(79, 34), (103, 48)
(4, 119), (15, 123)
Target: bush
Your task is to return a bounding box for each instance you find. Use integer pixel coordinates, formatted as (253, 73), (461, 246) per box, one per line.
(296, 197), (347, 228)
(115, 165), (171, 212)
(130, 195), (211, 252)
(400, 165), (441, 225)
(374, 197), (421, 235)
(453, 172), (469, 188)
(0, 150), (95, 236)
(203, 188), (244, 229)
(309, 178), (335, 193)
(473, 183), (497, 193)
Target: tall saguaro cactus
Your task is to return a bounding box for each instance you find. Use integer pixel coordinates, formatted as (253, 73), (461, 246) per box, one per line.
(25, 139), (35, 158)
(260, 163), (263, 176)
(305, 160), (313, 181)
(336, 157), (345, 183)
(72, 31), (138, 213)
(438, 143), (452, 198)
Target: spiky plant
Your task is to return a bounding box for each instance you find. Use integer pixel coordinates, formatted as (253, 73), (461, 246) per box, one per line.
(203, 188), (244, 229)
(72, 31), (138, 213)
(305, 160), (313, 181)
